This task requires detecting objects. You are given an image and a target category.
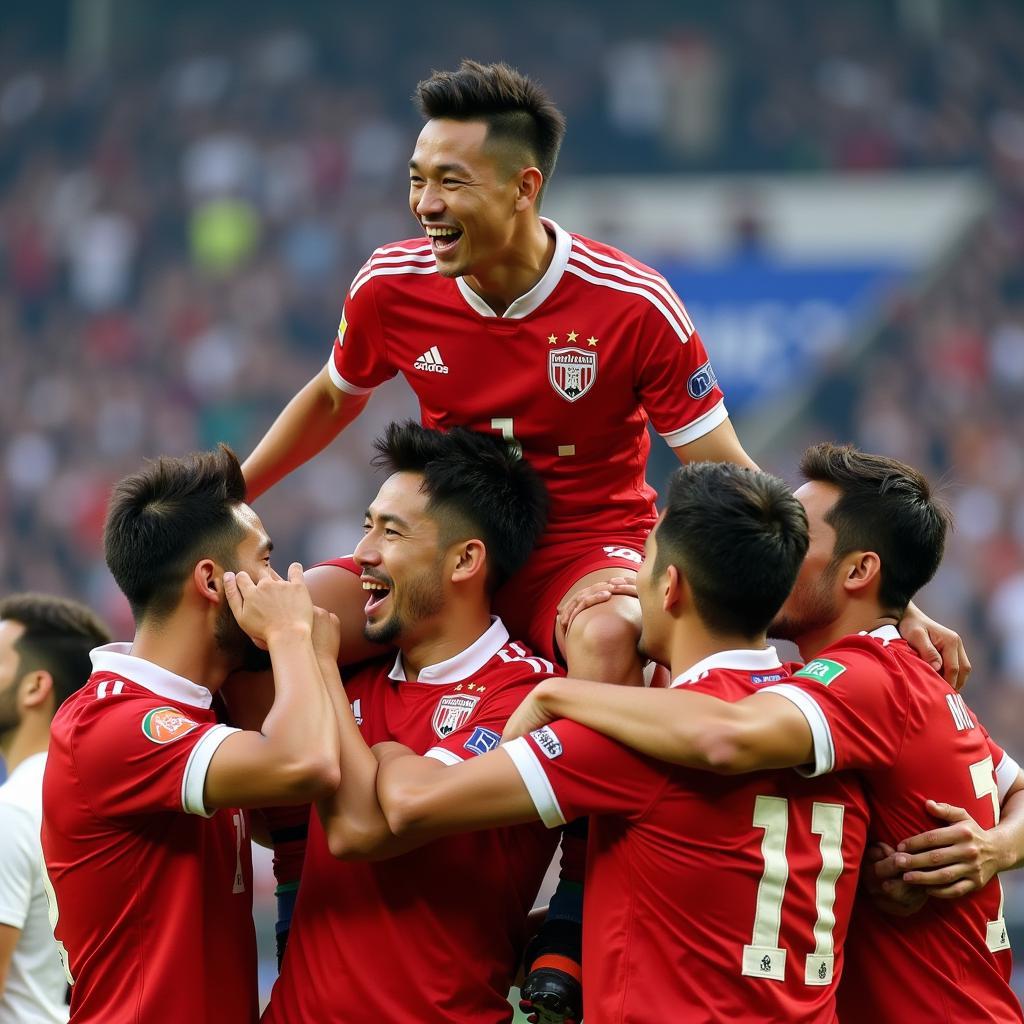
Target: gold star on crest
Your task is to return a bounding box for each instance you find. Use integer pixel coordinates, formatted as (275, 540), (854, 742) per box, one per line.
(567, 330), (579, 343)
(477, 686), (486, 693)
(587, 336), (598, 347)
(455, 684), (463, 691)
(548, 334), (558, 345)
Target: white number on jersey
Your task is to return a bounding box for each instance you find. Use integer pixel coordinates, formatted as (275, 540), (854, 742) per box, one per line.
(742, 795), (845, 985)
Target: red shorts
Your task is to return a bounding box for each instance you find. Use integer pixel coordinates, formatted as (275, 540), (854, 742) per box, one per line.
(318, 534), (647, 666)
(493, 535), (647, 664)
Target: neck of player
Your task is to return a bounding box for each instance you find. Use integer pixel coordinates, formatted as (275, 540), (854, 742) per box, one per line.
(0, 716), (50, 774)
(130, 613), (237, 693)
(463, 217), (555, 316)
(398, 605), (495, 682)
(792, 607), (901, 664)
(666, 623), (772, 683)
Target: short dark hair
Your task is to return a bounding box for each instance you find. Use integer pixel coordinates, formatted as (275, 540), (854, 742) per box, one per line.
(0, 593), (111, 711)
(654, 463), (809, 637)
(415, 60), (566, 199)
(800, 442), (951, 614)
(372, 421), (548, 592)
(104, 444), (247, 620)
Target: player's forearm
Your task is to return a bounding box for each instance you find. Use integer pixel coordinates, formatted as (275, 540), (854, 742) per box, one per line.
(533, 678), (809, 773)
(243, 368), (368, 500)
(258, 628), (341, 798)
(314, 656), (401, 860)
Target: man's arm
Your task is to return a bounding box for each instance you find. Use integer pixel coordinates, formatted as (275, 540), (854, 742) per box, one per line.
(202, 565), (342, 809)
(242, 365), (369, 501)
(671, 418), (759, 470)
(897, 601), (970, 691)
(0, 924), (18, 998)
(502, 676), (813, 774)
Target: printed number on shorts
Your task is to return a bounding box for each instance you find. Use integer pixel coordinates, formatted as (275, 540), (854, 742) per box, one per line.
(602, 546), (642, 565)
(742, 795), (845, 986)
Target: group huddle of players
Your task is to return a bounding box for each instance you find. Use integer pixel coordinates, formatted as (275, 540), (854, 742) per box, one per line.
(28, 58), (1024, 1024)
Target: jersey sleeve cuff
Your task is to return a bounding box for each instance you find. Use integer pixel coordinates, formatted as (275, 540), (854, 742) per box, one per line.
(424, 747), (463, 766)
(760, 684), (836, 777)
(502, 738), (566, 828)
(326, 358), (374, 396)
(181, 724), (240, 817)
(996, 752), (1021, 802)
(659, 399), (728, 448)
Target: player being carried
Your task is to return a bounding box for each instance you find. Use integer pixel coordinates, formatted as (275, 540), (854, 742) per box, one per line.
(241, 58), (968, 1016)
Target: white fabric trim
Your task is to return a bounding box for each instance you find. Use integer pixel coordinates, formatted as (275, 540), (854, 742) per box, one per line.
(424, 747), (463, 766)
(502, 739), (566, 828)
(670, 646), (782, 688)
(660, 400), (729, 449)
(327, 356), (374, 395)
(996, 752), (1021, 803)
(454, 219), (571, 319)
(181, 724), (240, 817)
(564, 263), (691, 343)
(90, 643), (214, 709)
(760, 684), (836, 777)
(864, 624), (901, 644)
(387, 617), (511, 685)
(350, 261), (437, 298)
(568, 244), (694, 335)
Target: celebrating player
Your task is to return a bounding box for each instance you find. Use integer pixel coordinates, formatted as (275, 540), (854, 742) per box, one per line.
(503, 444), (1024, 1022)
(372, 461), (878, 1022)
(0, 594), (110, 1024)
(40, 446), (341, 1024)
(261, 422), (560, 1024)
(241, 59), (966, 1012)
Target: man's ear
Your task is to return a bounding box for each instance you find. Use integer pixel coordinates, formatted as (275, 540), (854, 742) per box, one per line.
(844, 551), (882, 597)
(193, 559), (221, 606)
(450, 539), (487, 586)
(514, 167), (544, 212)
(22, 669), (54, 711)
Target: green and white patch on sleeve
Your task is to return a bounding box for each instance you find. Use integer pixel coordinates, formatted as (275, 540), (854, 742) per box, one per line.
(793, 659), (847, 686)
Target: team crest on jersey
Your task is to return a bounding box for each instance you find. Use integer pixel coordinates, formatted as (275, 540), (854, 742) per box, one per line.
(549, 348), (597, 403)
(141, 706), (200, 744)
(687, 360), (718, 399)
(432, 693), (481, 738)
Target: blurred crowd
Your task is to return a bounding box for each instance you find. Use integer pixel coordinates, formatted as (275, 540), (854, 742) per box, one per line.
(1, 0), (1023, 735)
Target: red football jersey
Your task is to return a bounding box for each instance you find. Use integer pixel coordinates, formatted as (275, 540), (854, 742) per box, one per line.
(40, 644), (258, 1024)
(328, 219), (726, 543)
(263, 619), (560, 1024)
(503, 648), (869, 1024)
(763, 625), (1023, 1023)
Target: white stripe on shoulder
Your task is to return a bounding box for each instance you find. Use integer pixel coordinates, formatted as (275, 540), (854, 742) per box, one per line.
(327, 357), (374, 395)
(372, 241), (432, 257)
(502, 738), (566, 828)
(350, 263), (438, 298)
(571, 240), (695, 335)
(564, 264), (691, 343)
(759, 683), (836, 777)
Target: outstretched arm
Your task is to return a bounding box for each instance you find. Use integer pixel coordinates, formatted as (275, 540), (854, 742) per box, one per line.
(242, 364), (369, 501)
(502, 676), (813, 774)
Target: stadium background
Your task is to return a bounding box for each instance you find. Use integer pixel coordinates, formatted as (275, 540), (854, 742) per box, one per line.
(2, 0), (1023, 1011)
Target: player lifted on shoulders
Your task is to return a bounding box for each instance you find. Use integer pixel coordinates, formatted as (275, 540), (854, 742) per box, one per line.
(241, 59), (968, 1015)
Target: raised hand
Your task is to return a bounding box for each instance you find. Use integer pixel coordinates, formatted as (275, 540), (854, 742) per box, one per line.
(224, 562), (314, 648)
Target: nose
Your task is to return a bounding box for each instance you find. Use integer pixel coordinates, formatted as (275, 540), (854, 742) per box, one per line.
(353, 532), (380, 568)
(414, 183), (445, 218)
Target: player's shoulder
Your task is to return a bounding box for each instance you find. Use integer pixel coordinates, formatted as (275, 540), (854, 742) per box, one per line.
(347, 236), (438, 299)
(566, 231), (663, 279)
(797, 630), (915, 689)
(481, 639), (559, 687)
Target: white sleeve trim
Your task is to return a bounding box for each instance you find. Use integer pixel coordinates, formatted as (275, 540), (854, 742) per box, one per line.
(502, 739), (566, 829)
(181, 725), (240, 817)
(326, 357), (373, 396)
(424, 747), (463, 766)
(660, 399), (728, 448)
(996, 752), (1021, 803)
(760, 684), (836, 777)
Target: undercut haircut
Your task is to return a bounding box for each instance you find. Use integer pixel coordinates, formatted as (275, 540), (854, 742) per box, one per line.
(104, 444), (248, 621)
(800, 442), (951, 614)
(373, 421), (548, 592)
(416, 59), (566, 199)
(0, 593), (111, 711)
(654, 463), (809, 637)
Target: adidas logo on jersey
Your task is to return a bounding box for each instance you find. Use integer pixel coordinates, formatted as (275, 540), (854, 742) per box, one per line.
(414, 346), (449, 374)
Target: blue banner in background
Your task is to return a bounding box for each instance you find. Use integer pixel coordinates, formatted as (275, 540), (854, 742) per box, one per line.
(659, 256), (909, 414)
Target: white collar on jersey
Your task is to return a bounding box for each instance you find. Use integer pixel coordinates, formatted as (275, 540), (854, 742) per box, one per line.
(670, 646), (783, 688)
(455, 218), (571, 319)
(387, 616), (511, 685)
(862, 624), (901, 644)
(89, 642), (215, 709)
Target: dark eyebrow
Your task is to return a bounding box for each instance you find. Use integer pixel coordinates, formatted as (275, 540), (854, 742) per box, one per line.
(364, 509), (413, 533)
(408, 159), (472, 176)
(259, 538), (274, 556)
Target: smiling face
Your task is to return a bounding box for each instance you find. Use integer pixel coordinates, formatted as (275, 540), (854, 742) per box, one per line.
(408, 118), (524, 279)
(768, 481), (844, 644)
(354, 472), (448, 647)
